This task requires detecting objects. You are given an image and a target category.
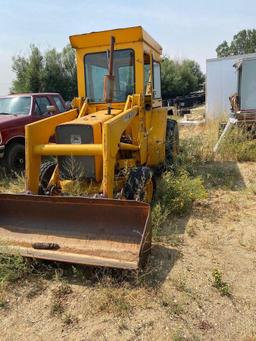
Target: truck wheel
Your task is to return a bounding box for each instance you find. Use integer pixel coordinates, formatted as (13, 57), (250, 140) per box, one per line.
(6, 143), (25, 174)
(124, 166), (154, 203)
(166, 119), (179, 164)
(39, 161), (57, 195)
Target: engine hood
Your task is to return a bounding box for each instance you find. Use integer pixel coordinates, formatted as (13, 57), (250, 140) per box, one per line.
(0, 114), (26, 128)
(0, 115), (18, 123)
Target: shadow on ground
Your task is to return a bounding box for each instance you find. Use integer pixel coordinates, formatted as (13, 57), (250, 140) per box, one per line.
(18, 243), (181, 290)
(0, 240), (180, 292)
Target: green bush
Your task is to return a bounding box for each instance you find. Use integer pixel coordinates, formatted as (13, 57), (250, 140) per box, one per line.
(158, 170), (207, 214)
(152, 170), (207, 233)
(0, 253), (31, 285)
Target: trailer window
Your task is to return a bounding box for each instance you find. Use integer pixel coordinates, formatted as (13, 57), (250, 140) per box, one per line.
(84, 49), (135, 103)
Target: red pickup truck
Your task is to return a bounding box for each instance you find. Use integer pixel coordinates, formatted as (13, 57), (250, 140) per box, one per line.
(0, 93), (67, 173)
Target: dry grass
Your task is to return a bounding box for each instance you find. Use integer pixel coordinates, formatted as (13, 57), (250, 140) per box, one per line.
(0, 173), (25, 193)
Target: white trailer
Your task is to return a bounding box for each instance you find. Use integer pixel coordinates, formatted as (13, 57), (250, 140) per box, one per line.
(206, 52), (256, 120)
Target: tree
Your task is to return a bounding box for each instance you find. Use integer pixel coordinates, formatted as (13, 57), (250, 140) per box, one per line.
(12, 45), (43, 93)
(161, 57), (204, 99)
(11, 45), (77, 100)
(61, 45), (78, 100)
(216, 29), (256, 57)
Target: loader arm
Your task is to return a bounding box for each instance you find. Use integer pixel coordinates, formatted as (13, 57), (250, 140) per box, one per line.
(102, 105), (139, 197)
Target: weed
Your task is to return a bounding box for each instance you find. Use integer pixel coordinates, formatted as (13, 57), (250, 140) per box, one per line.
(50, 283), (73, 317)
(51, 301), (64, 316)
(0, 299), (8, 309)
(72, 265), (85, 278)
(212, 269), (231, 297)
(53, 283), (73, 299)
(151, 202), (169, 236)
(0, 253), (32, 285)
(152, 170), (207, 234)
(161, 295), (184, 316)
(97, 290), (132, 316)
(26, 280), (45, 299)
(198, 320), (213, 331)
(63, 313), (78, 325)
(172, 333), (186, 341)
(172, 277), (188, 293)
(187, 226), (197, 237)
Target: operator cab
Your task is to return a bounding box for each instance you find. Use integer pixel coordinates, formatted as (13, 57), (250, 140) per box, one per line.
(70, 26), (163, 110)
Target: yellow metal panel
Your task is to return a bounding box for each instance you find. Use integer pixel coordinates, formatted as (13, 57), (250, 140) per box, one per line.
(146, 108), (167, 166)
(58, 110), (120, 127)
(70, 26), (162, 55)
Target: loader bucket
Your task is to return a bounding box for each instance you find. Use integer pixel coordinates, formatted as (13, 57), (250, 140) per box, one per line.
(0, 194), (151, 270)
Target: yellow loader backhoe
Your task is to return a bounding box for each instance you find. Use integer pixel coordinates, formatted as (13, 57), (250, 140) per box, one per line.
(0, 26), (179, 269)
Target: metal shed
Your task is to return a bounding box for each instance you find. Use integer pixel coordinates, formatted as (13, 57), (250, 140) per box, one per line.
(206, 52), (256, 120)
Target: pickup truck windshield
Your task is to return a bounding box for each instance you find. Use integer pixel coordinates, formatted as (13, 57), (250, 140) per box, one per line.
(84, 49), (135, 103)
(0, 97), (31, 116)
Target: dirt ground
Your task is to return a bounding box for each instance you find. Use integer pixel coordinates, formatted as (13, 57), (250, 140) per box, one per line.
(0, 149), (256, 340)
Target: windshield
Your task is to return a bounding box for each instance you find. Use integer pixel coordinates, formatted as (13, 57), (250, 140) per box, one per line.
(0, 96), (31, 116)
(84, 49), (135, 103)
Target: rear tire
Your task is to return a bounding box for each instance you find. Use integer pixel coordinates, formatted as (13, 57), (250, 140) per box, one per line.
(39, 161), (57, 195)
(5, 143), (25, 175)
(124, 166), (154, 203)
(166, 119), (179, 164)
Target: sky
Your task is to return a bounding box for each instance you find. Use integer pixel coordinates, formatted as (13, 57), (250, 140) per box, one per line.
(0, 0), (255, 95)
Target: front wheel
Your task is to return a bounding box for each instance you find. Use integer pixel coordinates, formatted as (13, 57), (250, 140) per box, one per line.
(39, 161), (57, 195)
(5, 143), (25, 174)
(124, 166), (154, 203)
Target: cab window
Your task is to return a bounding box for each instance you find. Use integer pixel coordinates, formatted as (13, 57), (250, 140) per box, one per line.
(153, 62), (161, 99)
(84, 49), (135, 103)
(144, 54), (151, 95)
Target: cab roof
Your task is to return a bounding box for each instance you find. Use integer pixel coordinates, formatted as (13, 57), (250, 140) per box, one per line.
(69, 26), (162, 55)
